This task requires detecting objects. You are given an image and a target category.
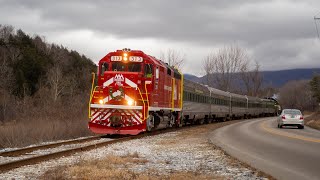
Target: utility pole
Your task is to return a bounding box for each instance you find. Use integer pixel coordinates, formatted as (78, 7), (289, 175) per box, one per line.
(315, 14), (320, 39)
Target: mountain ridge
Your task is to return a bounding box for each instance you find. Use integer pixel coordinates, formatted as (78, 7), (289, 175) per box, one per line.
(184, 68), (320, 88)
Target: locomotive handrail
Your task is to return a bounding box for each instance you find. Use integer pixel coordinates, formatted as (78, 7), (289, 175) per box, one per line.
(88, 72), (96, 118)
(144, 82), (150, 109)
(137, 86), (148, 121)
(172, 78), (175, 111)
(180, 73), (184, 109)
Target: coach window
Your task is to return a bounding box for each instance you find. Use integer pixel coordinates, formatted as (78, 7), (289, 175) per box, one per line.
(167, 68), (171, 76)
(144, 64), (153, 77)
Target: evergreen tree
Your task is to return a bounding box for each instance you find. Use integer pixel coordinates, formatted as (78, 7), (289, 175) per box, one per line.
(310, 74), (320, 104)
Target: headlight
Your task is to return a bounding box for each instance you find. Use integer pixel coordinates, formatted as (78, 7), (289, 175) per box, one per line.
(127, 100), (133, 106)
(99, 100), (104, 104)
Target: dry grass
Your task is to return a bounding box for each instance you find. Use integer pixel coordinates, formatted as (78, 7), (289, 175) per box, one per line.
(41, 153), (218, 180)
(305, 111), (320, 130)
(0, 95), (94, 148)
(0, 117), (92, 148)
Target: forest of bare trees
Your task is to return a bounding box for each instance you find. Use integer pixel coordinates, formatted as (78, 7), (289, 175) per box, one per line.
(202, 44), (264, 96)
(0, 25), (96, 147)
(278, 80), (317, 111)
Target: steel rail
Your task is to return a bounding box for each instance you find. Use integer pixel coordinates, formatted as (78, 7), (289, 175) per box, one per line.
(0, 136), (102, 157)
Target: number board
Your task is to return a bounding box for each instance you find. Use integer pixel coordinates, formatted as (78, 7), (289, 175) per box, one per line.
(129, 56), (143, 62)
(111, 56), (122, 61)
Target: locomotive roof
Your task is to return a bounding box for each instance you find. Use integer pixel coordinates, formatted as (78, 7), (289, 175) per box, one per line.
(145, 55), (163, 66)
(99, 49), (182, 75)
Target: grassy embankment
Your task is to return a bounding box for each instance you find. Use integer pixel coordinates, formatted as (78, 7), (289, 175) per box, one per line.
(305, 111), (320, 130)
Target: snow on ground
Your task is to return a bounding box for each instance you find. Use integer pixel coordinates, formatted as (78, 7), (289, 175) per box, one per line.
(1, 130), (268, 179)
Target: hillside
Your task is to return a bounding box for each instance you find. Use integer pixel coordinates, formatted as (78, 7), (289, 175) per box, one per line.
(262, 68), (320, 87)
(0, 25), (96, 148)
(184, 68), (320, 88)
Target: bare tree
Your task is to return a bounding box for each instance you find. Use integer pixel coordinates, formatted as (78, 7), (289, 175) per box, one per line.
(48, 64), (67, 102)
(160, 49), (185, 70)
(205, 44), (249, 91)
(240, 60), (263, 96)
(279, 80), (317, 111)
(0, 25), (14, 42)
(202, 54), (214, 85)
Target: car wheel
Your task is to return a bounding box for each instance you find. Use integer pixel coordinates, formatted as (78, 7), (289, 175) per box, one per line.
(298, 125), (304, 129)
(279, 125), (282, 128)
(277, 124), (280, 128)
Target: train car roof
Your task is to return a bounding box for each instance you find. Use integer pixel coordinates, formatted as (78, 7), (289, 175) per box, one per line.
(260, 98), (275, 102)
(246, 96), (262, 102)
(230, 93), (246, 100)
(206, 86), (230, 97)
(184, 79), (210, 94)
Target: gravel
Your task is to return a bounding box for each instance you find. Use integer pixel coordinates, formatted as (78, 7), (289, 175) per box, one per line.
(0, 125), (269, 179)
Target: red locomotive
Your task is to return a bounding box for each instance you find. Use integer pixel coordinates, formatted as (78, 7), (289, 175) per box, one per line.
(88, 48), (183, 135)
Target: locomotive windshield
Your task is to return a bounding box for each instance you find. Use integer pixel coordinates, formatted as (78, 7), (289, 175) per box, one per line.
(111, 62), (141, 72)
(100, 62), (109, 75)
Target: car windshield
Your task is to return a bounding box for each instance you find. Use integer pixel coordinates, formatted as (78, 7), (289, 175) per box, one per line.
(283, 110), (301, 115)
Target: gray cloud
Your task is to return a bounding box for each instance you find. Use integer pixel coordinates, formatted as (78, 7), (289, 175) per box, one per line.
(1, 0), (320, 75)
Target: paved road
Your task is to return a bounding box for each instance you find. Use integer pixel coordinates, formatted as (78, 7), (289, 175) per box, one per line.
(210, 117), (320, 180)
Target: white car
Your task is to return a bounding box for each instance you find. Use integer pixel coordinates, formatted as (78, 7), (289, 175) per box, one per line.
(277, 109), (304, 129)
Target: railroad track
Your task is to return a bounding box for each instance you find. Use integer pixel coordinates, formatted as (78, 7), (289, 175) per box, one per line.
(0, 136), (102, 157)
(0, 127), (181, 173)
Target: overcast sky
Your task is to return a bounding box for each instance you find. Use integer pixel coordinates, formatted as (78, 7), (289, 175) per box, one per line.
(1, 0), (320, 76)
